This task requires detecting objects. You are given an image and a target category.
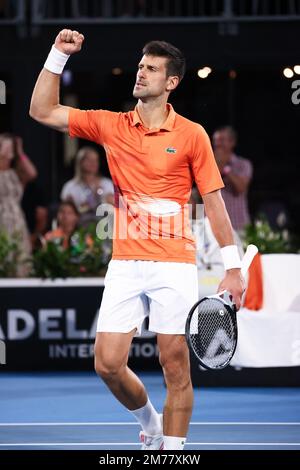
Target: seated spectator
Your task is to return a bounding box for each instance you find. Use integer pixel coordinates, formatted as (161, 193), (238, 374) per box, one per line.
(45, 201), (92, 249)
(212, 126), (253, 232)
(61, 146), (114, 227)
(0, 133), (37, 276)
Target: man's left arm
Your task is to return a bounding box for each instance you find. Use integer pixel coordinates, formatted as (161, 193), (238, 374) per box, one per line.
(202, 189), (245, 309)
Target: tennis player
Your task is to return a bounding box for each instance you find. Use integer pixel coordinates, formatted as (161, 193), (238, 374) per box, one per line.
(30, 30), (245, 450)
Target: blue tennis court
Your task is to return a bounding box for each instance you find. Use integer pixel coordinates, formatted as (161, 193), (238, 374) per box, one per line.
(0, 371), (299, 450)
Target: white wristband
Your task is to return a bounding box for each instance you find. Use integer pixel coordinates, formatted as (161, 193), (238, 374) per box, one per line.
(220, 245), (241, 270)
(44, 45), (70, 75)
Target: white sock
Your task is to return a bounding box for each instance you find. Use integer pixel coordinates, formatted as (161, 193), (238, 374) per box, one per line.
(129, 398), (162, 435)
(163, 435), (186, 450)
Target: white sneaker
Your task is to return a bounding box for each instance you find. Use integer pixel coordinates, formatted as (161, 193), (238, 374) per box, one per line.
(139, 414), (164, 450)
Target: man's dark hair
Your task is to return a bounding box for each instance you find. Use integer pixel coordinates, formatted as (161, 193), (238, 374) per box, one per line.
(142, 40), (186, 81)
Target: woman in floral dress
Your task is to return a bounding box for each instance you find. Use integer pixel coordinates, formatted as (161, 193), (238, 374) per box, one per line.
(0, 133), (37, 276)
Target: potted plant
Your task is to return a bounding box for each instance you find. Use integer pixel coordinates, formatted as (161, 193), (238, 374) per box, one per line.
(31, 225), (111, 279)
(0, 230), (24, 277)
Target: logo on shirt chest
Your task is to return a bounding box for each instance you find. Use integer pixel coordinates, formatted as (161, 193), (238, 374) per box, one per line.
(165, 147), (177, 154)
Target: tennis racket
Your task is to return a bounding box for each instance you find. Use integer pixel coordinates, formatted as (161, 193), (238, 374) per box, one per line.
(185, 244), (258, 370)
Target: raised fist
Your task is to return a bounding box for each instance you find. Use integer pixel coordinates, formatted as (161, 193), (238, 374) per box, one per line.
(54, 29), (85, 55)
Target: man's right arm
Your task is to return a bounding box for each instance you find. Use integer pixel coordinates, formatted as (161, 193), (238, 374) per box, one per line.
(29, 29), (84, 133)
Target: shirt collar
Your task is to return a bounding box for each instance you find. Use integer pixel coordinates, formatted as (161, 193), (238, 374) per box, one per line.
(130, 103), (176, 131)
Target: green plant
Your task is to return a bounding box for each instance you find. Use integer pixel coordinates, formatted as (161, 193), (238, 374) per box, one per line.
(31, 225), (111, 279)
(0, 230), (23, 277)
(242, 217), (293, 254)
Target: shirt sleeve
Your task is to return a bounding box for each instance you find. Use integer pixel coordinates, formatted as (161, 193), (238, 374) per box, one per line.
(190, 125), (224, 195)
(68, 108), (116, 146)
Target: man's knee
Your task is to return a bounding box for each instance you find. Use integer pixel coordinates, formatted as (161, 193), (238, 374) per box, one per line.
(94, 332), (133, 382)
(94, 354), (125, 382)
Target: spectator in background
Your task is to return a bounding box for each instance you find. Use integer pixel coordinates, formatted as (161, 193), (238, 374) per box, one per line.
(212, 126), (253, 231)
(22, 181), (49, 250)
(61, 146), (114, 227)
(45, 200), (85, 249)
(0, 133), (37, 275)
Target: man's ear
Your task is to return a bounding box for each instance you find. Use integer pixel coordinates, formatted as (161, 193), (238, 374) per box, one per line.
(166, 76), (179, 92)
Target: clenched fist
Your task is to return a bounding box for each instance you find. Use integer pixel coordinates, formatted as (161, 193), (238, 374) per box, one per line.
(54, 29), (85, 55)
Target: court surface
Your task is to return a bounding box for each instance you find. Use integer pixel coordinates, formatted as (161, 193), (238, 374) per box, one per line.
(0, 371), (300, 450)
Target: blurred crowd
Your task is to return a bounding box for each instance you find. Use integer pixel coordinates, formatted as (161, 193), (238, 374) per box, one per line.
(0, 133), (114, 276)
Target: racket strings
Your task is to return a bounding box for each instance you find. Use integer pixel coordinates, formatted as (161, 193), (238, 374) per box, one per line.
(188, 298), (236, 369)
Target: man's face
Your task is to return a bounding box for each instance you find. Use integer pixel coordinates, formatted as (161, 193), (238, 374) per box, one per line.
(133, 54), (173, 99)
(212, 131), (235, 153)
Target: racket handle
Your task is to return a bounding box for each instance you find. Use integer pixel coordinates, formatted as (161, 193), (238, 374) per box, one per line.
(241, 244), (258, 277)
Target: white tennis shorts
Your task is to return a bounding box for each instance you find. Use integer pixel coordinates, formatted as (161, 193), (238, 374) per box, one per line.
(97, 260), (198, 335)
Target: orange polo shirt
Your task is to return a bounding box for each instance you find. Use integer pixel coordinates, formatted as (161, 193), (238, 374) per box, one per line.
(69, 104), (224, 264)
